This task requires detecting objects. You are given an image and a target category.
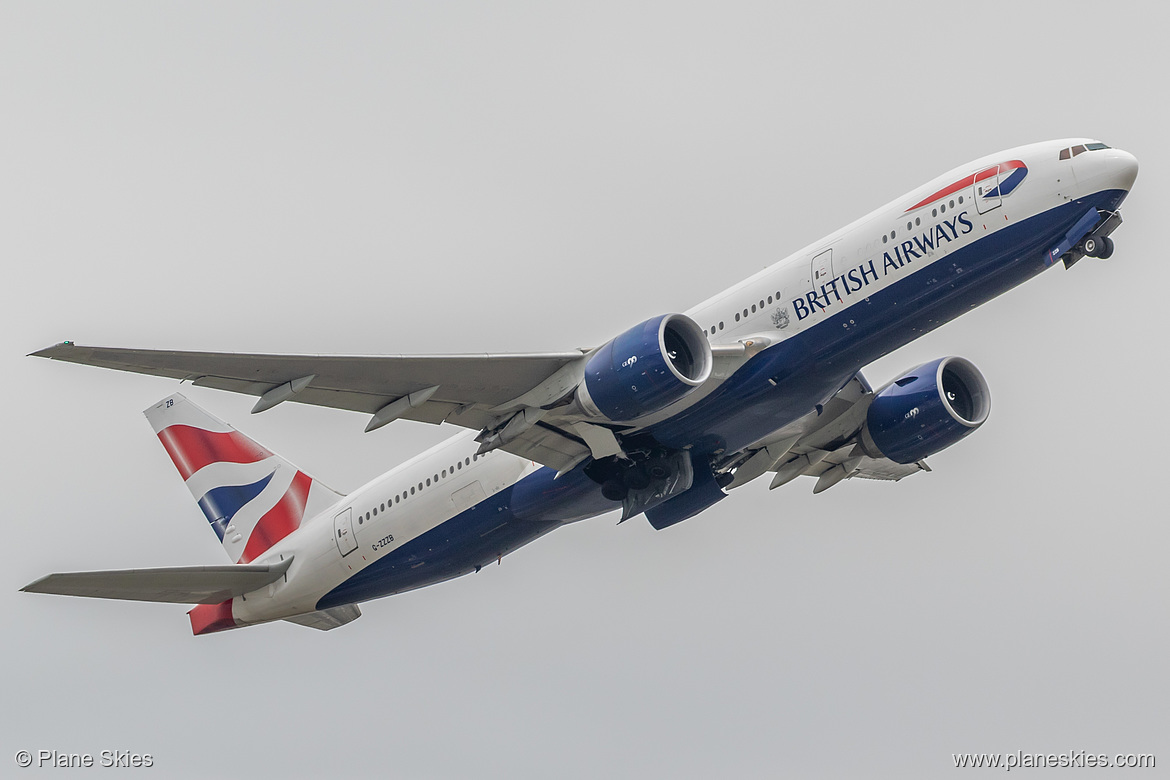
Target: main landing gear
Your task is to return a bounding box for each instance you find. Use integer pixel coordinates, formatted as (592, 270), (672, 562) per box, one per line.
(599, 457), (674, 501)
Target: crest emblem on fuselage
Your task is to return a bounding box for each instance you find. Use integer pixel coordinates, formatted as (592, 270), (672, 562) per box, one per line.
(771, 307), (790, 329)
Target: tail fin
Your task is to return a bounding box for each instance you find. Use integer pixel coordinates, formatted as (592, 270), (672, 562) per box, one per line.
(145, 394), (344, 563)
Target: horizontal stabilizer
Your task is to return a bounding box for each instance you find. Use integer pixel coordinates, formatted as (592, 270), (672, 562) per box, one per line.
(283, 604), (362, 631)
(21, 558), (293, 604)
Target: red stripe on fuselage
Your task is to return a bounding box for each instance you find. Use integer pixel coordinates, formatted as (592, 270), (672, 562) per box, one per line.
(157, 425), (273, 481)
(905, 160), (1025, 212)
(239, 470), (313, 564)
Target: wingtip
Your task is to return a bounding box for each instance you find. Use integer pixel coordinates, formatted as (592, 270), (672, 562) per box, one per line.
(28, 341), (76, 358)
(19, 575), (51, 594)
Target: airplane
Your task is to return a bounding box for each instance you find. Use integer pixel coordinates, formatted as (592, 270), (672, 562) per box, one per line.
(22, 138), (1138, 635)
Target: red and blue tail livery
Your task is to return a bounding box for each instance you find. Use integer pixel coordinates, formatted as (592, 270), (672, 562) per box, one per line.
(145, 395), (343, 564)
(24, 138), (1138, 634)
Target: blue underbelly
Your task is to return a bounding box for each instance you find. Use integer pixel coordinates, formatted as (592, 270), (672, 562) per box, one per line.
(316, 465), (618, 609)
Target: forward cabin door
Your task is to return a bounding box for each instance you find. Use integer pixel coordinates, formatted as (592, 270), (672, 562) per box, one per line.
(974, 164), (1002, 214)
(810, 248), (834, 289)
(334, 508), (358, 557)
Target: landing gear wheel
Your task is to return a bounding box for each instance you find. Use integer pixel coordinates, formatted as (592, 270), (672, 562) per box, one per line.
(622, 465), (651, 491)
(1083, 234), (1114, 259)
(601, 478), (628, 502)
(1097, 235), (1114, 259)
(646, 459), (672, 480)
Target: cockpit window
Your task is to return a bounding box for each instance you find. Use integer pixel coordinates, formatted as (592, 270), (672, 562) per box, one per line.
(1059, 142), (1110, 160)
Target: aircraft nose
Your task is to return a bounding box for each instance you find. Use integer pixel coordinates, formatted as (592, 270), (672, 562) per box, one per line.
(1108, 148), (1139, 192)
(1072, 147), (1139, 196)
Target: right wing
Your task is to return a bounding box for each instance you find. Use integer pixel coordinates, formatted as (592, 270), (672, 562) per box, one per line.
(20, 558), (293, 604)
(31, 341), (592, 471)
(31, 339), (765, 473)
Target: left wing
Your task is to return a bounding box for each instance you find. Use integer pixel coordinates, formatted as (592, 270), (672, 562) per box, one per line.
(720, 374), (929, 494)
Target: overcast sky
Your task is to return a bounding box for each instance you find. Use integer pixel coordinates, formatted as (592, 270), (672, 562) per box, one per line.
(3, 2), (1167, 778)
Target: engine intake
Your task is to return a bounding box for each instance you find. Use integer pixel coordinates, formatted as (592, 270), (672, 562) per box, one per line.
(862, 357), (991, 464)
(576, 314), (712, 422)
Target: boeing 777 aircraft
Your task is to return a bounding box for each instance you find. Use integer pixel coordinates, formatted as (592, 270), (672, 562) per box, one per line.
(23, 139), (1138, 635)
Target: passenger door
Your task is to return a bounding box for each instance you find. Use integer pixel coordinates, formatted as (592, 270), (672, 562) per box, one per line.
(974, 165), (1001, 214)
(334, 508), (358, 557)
(450, 481), (486, 514)
(810, 248), (834, 287)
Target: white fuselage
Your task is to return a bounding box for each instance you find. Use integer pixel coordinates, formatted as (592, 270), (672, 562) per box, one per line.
(236, 433), (535, 624)
(239, 138), (1138, 626)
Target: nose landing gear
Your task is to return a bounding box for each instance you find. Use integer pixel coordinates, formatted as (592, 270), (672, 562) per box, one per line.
(1082, 234), (1114, 259)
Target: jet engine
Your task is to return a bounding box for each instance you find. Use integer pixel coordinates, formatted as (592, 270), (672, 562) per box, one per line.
(861, 357), (991, 464)
(574, 314), (712, 422)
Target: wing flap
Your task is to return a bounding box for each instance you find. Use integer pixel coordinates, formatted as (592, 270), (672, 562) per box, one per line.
(496, 421), (591, 472)
(20, 558), (293, 604)
(850, 458), (926, 482)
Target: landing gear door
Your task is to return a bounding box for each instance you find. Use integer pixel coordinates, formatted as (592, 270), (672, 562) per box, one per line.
(334, 508), (358, 557)
(974, 165), (1001, 214)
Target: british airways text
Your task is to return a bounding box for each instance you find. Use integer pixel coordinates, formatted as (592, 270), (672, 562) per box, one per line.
(793, 212), (974, 321)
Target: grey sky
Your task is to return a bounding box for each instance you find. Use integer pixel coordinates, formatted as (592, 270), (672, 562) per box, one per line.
(3, 2), (1167, 778)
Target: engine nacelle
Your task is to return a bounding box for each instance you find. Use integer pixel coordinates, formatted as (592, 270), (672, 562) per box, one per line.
(861, 357), (991, 464)
(576, 314), (713, 422)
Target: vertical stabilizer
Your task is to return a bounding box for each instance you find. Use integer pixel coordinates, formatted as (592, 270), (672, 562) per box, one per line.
(145, 394), (344, 563)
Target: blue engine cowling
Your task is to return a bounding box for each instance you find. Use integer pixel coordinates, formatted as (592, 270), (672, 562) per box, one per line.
(577, 314), (713, 422)
(862, 357), (991, 464)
